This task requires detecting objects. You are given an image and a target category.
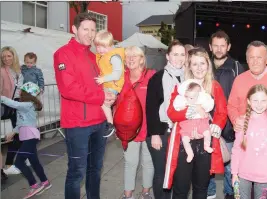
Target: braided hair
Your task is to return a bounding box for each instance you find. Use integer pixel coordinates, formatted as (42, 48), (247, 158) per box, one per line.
(242, 84), (267, 149)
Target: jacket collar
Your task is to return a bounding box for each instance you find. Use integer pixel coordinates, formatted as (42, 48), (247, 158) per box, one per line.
(69, 37), (90, 51)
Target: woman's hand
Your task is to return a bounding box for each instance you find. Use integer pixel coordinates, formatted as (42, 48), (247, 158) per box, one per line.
(195, 105), (208, 118)
(190, 127), (204, 140)
(151, 135), (162, 150)
(5, 132), (15, 142)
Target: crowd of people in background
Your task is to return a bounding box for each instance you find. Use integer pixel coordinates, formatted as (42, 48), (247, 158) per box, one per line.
(1, 11), (267, 199)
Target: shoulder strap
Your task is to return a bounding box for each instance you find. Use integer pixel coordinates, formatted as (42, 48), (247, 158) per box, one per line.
(132, 69), (148, 89)
(234, 61), (239, 77)
(11, 74), (19, 99)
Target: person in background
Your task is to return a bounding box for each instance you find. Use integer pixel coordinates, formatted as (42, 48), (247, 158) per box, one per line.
(207, 30), (246, 199)
(1, 46), (24, 175)
(146, 40), (186, 199)
(231, 84), (267, 199)
(94, 30), (125, 137)
(21, 52), (45, 93)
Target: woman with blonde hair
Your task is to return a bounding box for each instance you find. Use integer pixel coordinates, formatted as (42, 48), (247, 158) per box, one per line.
(1, 46), (24, 175)
(164, 47), (228, 199)
(115, 46), (156, 199)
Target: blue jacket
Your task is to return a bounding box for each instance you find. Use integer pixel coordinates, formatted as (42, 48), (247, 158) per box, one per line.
(1, 96), (37, 132)
(21, 65), (44, 90)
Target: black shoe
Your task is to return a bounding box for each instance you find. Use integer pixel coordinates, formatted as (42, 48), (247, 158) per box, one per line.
(225, 194), (235, 199)
(1, 169), (8, 183)
(104, 123), (116, 138)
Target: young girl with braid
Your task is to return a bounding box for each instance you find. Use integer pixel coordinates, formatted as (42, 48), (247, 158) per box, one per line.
(231, 84), (267, 199)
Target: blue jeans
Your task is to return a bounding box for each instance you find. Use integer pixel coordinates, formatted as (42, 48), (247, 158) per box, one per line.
(64, 121), (107, 199)
(15, 139), (48, 186)
(208, 142), (234, 196)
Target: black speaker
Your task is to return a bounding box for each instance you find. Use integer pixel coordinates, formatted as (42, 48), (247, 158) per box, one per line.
(174, 2), (195, 45)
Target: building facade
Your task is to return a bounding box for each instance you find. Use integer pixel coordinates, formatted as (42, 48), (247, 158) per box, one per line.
(1, 1), (69, 32)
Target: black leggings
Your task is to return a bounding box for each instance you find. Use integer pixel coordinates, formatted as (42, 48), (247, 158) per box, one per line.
(5, 98), (22, 166)
(172, 139), (211, 199)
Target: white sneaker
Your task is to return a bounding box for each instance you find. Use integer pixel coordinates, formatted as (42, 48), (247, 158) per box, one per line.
(25, 159), (31, 166)
(207, 194), (216, 199)
(4, 165), (21, 175)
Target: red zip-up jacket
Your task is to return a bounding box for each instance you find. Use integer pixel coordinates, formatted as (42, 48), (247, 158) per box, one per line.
(53, 38), (105, 128)
(163, 80), (227, 189)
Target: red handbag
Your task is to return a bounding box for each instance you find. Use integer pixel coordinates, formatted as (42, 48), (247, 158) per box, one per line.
(113, 70), (147, 151)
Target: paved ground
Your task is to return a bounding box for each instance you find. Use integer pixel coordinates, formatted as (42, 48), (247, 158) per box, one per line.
(1, 135), (225, 199)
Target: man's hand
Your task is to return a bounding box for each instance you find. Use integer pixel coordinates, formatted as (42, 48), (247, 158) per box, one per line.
(151, 135), (162, 150)
(104, 91), (116, 107)
(195, 105), (208, 118)
(5, 132), (15, 142)
(95, 76), (104, 85)
(234, 115), (245, 133)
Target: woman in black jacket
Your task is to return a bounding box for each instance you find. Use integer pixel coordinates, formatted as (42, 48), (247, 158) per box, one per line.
(146, 40), (186, 199)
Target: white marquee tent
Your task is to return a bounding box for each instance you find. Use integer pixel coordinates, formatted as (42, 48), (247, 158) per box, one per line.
(116, 32), (168, 71)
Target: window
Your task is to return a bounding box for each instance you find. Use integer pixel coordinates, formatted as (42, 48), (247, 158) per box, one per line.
(88, 11), (107, 32)
(22, 1), (48, 28)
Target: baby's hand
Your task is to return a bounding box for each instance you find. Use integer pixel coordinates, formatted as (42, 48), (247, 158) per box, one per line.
(94, 76), (104, 85)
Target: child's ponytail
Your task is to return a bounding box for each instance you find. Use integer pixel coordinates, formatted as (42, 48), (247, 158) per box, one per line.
(241, 104), (252, 149)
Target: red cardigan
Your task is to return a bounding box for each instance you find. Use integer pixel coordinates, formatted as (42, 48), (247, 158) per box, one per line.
(163, 80), (227, 189)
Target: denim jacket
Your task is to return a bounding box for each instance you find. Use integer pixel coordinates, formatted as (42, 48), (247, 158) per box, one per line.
(1, 96), (37, 132)
(21, 65), (44, 91)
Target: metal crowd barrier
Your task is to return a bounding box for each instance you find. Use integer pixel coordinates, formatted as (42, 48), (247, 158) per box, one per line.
(1, 84), (65, 144)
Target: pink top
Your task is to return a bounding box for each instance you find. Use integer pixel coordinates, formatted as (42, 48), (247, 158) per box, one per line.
(231, 111), (267, 183)
(19, 126), (40, 141)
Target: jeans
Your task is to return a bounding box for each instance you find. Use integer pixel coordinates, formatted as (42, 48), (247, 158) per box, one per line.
(15, 139), (48, 186)
(172, 139), (211, 199)
(64, 121), (107, 199)
(146, 134), (172, 199)
(208, 142), (234, 196)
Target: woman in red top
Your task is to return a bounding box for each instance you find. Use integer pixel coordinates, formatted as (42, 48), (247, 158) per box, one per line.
(163, 47), (227, 199)
(116, 46), (156, 199)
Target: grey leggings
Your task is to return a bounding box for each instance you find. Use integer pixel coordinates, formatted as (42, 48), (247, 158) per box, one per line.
(240, 178), (267, 199)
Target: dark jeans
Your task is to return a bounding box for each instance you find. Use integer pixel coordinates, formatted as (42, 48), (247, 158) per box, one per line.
(65, 121), (107, 199)
(172, 139), (211, 199)
(6, 100), (22, 165)
(15, 139), (48, 186)
(146, 134), (171, 199)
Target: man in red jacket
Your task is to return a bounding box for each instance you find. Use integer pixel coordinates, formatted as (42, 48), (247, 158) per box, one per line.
(53, 13), (115, 199)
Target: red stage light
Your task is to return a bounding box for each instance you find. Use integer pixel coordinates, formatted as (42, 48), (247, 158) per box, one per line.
(216, 23), (220, 27)
(246, 24), (250, 28)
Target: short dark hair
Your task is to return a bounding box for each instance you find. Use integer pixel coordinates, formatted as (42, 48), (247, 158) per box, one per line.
(209, 30), (230, 45)
(24, 52), (37, 62)
(73, 12), (96, 29)
(167, 39), (184, 55)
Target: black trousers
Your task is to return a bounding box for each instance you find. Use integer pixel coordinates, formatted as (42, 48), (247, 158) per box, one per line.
(146, 134), (171, 199)
(5, 98), (22, 166)
(172, 139), (211, 199)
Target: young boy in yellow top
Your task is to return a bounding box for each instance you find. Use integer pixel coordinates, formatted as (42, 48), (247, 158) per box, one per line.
(94, 30), (125, 138)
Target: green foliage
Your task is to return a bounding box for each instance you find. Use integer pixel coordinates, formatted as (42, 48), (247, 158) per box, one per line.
(69, 1), (90, 14)
(158, 21), (176, 46)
